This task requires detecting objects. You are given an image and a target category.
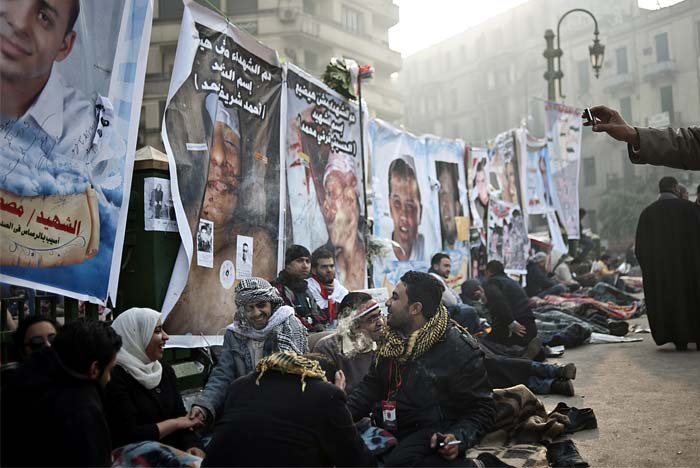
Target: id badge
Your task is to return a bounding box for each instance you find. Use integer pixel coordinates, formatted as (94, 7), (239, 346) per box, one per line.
(381, 400), (397, 432)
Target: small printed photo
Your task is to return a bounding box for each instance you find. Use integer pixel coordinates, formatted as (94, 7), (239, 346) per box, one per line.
(196, 219), (214, 269)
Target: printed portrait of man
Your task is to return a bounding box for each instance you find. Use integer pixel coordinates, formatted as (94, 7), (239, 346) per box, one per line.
(388, 155), (424, 261)
(0, 0), (97, 156)
(436, 161), (464, 250)
(472, 158), (489, 224)
(320, 153), (366, 290)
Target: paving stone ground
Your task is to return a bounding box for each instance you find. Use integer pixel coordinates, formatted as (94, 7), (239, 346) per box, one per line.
(539, 316), (700, 468)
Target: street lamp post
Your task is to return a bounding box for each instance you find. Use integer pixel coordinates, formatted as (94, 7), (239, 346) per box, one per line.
(543, 9), (605, 101)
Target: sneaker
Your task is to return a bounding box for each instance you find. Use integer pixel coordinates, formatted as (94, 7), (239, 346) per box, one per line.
(550, 379), (575, 397)
(556, 363), (577, 380)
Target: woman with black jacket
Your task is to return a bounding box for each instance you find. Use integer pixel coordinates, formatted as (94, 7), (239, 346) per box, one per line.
(105, 308), (204, 456)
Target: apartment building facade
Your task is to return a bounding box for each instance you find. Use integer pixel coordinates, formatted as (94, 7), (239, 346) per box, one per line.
(400, 0), (700, 236)
(139, 0), (402, 150)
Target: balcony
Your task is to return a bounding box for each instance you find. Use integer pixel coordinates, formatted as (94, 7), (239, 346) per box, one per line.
(642, 60), (678, 83)
(603, 72), (635, 94)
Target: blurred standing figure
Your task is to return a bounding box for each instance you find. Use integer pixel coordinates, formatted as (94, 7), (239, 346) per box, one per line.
(636, 179), (700, 350)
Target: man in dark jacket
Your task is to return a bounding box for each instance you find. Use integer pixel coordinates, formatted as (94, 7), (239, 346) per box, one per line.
(273, 244), (325, 331)
(347, 271), (495, 467)
(525, 252), (567, 298)
(483, 261), (538, 347)
(203, 352), (372, 467)
(1, 320), (122, 467)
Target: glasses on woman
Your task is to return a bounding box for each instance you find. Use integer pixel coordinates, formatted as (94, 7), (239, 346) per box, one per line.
(25, 333), (56, 352)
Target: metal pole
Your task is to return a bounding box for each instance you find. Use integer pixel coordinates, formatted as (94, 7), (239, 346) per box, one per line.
(357, 78), (371, 285)
(556, 8), (600, 99)
(543, 29), (557, 101)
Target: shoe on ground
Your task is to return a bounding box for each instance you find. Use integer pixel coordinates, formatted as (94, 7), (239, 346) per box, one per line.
(551, 379), (575, 397)
(556, 363), (577, 380)
(674, 342), (688, 351)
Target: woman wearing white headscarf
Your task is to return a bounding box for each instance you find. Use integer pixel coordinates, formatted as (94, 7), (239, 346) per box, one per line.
(105, 308), (204, 456)
(189, 277), (308, 426)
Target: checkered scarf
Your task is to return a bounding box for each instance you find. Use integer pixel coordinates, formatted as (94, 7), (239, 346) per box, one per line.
(377, 304), (449, 363)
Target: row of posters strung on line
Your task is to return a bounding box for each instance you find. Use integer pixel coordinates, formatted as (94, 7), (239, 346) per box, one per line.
(0, 1), (583, 336)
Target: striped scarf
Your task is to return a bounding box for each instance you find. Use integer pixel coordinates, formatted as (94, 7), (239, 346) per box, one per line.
(377, 304), (449, 363)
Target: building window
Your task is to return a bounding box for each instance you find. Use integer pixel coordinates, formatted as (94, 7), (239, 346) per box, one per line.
(303, 0), (315, 15)
(615, 47), (628, 74)
(660, 85), (674, 115)
(341, 6), (364, 35)
(304, 50), (318, 70)
(158, 0), (184, 20)
(619, 96), (632, 123)
(451, 89), (458, 112)
(577, 60), (589, 93)
(583, 158), (596, 187)
(655, 32), (670, 62)
(487, 71), (495, 90)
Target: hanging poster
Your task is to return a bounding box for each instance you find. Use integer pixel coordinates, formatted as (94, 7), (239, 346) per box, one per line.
(545, 101), (582, 239)
(465, 147), (489, 278)
(487, 130), (529, 273)
(160, 2), (283, 335)
(523, 133), (557, 216)
(369, 119), (440, 289)
(428, 138), (469, 279)
(144, 177), (178, 232)
(285, 64), (367, 290)
(0, 0), (153, 303)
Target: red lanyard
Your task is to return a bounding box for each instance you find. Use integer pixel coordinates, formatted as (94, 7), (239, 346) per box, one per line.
(386, 361), (403, 401)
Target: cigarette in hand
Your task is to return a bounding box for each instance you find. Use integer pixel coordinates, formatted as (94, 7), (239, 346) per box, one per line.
(439, 440), (462, 447)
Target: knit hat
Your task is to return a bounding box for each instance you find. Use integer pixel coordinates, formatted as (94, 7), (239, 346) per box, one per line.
(532, 252), (547, 263)
(285, 244), (311, 266)
(461, 279), (482, 301)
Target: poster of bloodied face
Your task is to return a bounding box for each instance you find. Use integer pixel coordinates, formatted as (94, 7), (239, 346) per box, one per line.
(285, 64), (367, 290)
(160, 3), (283, 335)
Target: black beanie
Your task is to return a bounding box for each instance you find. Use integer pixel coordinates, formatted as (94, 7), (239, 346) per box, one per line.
(285, 244), (311, 266)
(461, 279), (482, 301)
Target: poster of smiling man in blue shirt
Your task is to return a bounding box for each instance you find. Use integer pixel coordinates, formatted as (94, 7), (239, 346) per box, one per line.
(0, 0), (152, 303)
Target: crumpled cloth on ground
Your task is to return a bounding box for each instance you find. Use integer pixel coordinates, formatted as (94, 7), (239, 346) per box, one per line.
(589, 332), (643, 344)
(112, 441), (201, 468)
(467, 443), (547, 468)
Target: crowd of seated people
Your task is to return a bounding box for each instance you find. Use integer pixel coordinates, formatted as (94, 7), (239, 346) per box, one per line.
(2, 244), (589, 467)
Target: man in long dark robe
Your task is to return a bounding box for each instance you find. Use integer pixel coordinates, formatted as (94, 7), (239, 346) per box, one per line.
(635, 178), (700, 350)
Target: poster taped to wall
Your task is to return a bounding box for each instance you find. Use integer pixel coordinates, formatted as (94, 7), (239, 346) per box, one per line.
(160, 2), (283, 335)
(369, 119), (440, 288)
(545, 101), (582, 239)
(0, 0), (153, 303)
(144, 177), (178, 232)
(285, 64), (367, 290)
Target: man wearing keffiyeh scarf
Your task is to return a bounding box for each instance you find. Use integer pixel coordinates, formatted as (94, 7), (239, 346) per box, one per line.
(347, 271), (495, 467)
(189, 278), (308, 426)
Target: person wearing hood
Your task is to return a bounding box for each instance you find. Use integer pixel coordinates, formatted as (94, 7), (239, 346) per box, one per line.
(313, 292), (385, 393)
(1, 320), (122, 467)
(105, 308), (204, 455)
(189, 278), (308, 426)
(274, 244), (326, 331)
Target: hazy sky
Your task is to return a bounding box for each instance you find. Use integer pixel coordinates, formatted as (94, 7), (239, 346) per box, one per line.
(389, 0), (685, 57)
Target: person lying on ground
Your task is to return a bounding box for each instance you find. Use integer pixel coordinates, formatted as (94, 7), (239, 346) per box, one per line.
(202, 352), (372, 467)
(525, 252), (567, 298)
(106, 308), (204, 456)
(189, 277), (308, 427)
(585, 105), (700, 171)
